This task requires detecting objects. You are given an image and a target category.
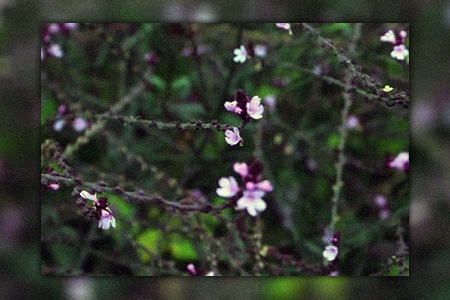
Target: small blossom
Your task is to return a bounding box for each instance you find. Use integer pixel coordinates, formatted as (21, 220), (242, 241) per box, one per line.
(254, 44), (267, 57)
(388, 151), (409, 172)
(63, 23), (78, 30)
(53, 119), (66, 132)
(216, 176), (240, 198)
(233, 45), (247, 63)
(187, 263), (197, 275)
(233, 162), (249, 177)
(48, 23), (60, 34)
(224, 127), (243, 146)
(379, 209), (390, 220)
(383, 85), (394, 92)
(329, 271), (339, 276)
(380, 30), (396, 43)
(224, 100), (242, 114)
(246, 96), (264, 119)
(346, 115), (360, 130)
(80, 190), (98, 203)
(374, 194), (387, 207)
(391, 44), (409, 60)
(48, 44), (63, 58)
(323, 245), (339, 261)
(48, 182), (60, 190)
(236, 190), (267, 217)
(72, 117), (88, 132)
(205, 271), (215, 276)
(98, 209), (116, 230)
(276, 23), (292, 35)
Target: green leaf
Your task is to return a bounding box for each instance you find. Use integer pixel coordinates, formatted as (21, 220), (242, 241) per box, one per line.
(169, 233), (198, 261)
(327, 133), (341, 149)
(144, 74), (166, 90)
(136, 229), (162, 262)
(41, 98), (57, 125)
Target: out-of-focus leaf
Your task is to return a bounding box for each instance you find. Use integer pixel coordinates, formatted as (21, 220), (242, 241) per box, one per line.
(136, 228), (162, 262)
(41, 98), (57, 125)
(168, 233), (198, 261)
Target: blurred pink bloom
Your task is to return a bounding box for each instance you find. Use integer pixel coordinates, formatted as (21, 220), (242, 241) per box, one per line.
(256, 180), (273, 192)
(346, 115), (360, 129)
(224, 100), (243, 114)
(48, 44), (63, 58)
(246, 96), (264, 119)
(254, 44), (267, 57)
(323, 245), (339, 261)
(233, 162), (249, 177)
(233, 45), (247, 63)
(380, 30), (396, 43)
(379, 209), (390, 220)
(216, 176), (240, 198)
(374, 194), (387, 207)
(98, 209), (116, 230)
(48, 182), (60, 190)
(224, 127), (242, 146)
(236, 189), (267, 217)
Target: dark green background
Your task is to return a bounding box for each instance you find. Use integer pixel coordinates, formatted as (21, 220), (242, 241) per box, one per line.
(1, 0), (449, 298)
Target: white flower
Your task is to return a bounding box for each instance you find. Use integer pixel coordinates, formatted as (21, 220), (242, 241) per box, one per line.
(205, 271), (215, 276)
(48, 23), (60, 33)
(254, 44), (267, 57)
(224, 127), (243, 146)
(391, 44), (409, 60)
(246, 96), (264, 119)
(72, 117), (88, 132)
(233, 162), (249, 177)
(80, 190), (99, 203)
(380, 30), (396, 43)
(383, 85), (394, 92)
(346, 115), (360, 129)
(53, 119), (66, 132)
(64, 23), (78, 30)
(48, 182), (60, 190)
(388, 151), (409, 172)
(323, 245), (339, 261)
(233, 45), (247, 63)
(276, 23), (292, 35)
(48, 44), (63, 58)
(224, 100), (242, 114)
(98, 209), (116, 230)
(236, 189), (267, 217)
(216, 176), (240, 198)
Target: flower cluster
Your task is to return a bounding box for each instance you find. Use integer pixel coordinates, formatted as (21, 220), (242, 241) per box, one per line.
(78, 191), (116, 230)
(41, 23), (78, 60)
(233, 42), (268, 64)
(223, 90), (264, 146)
(216, 160), (273, 217)
(388, 151), (409, 172)
(380, 29), (409, 61)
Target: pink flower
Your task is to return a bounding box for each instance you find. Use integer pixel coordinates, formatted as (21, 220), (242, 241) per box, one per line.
(233, 162), (249, 177)
(236, 190), (267, 217)
(391, 44), (409, 60)
(254, 44), (267, 57)
(233, 45), (247, 63)
(374, 194), (387, 207)
(216, 176), (240, 198)
(323, 245), (339, 261)
(48, 182), (60, 190)
(246, 96), (264, 119)
(276, 23), (292, 35)
(346, 115), (360, 129)
(388, 151), (409, 172)
(225, 127), (243, 146)
(98, 209), (116, 230)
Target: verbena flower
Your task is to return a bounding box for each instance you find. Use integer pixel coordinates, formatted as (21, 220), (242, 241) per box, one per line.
(254, 44), (267, 57)
(224, 127), (243, 146)
(233, 45), (247, 63)
(236, 189), (267, 217)
(346, 115), (361, 130)
(388, 151), (409, 172)
(80, 191), (116, 230)
(323, 245), (339, 261)
(233, 162), (249, 177)
(276, 23), (292, 35)
(216, 176), (240, 198)
(391, 44), (409, 60)
(246, 96), (264, 119)
(72, 117), (88, 132)
(224, 100), (243, 114)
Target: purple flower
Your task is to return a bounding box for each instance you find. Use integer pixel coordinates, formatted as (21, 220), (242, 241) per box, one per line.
(224, 100), (243, 114)
(233, 45), (247, 63)
(246, 96), (264, 119)
(256, 180), (273, 192)
(224, 127), (243, 146)
(236, 189), (267, 217)
(98, 209), (116, 230)
(72, 117), (88, 132)
(233, 162), (249, 177)
(80, 191), (116, 230)
(216, 176), (240, 198)
(47, 44), (63, 58)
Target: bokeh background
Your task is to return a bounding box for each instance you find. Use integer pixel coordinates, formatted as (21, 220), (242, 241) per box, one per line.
(1, 0), (449, 299)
